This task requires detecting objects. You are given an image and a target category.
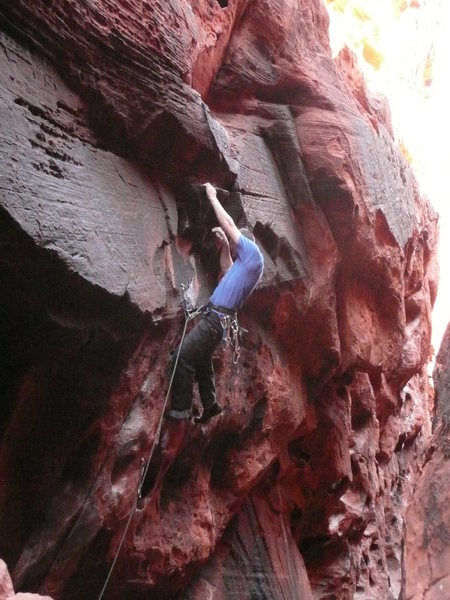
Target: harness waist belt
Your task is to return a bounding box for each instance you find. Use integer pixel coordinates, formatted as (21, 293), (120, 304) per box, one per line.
(207, 303), (237, 317)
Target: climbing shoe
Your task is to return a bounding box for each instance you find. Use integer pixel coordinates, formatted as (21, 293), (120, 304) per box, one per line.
(194, 402), (223, 424)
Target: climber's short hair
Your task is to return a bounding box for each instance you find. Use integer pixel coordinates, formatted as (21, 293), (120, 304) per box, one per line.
(239, 227), (255, 242)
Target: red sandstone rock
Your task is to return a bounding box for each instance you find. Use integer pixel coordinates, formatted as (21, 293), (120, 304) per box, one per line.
(403, 324), (450, 599)
(186, 488), (314, 600)
(0, 1), (438, 599)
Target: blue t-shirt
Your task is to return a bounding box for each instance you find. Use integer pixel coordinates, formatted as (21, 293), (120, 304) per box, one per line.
(209, 234), (264, 310)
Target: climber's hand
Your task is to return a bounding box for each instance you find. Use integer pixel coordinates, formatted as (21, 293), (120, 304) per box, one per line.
(204, 182), (217, 202)
(212, 226), (229, 248)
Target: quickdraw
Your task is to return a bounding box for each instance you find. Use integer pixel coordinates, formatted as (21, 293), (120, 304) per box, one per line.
(231, 319), (247, 366)
(213, 310), (247, 368)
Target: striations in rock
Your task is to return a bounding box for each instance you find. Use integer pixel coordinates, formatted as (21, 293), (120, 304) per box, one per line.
(0, 1), (439, 599)
(403, 323), (450, 600)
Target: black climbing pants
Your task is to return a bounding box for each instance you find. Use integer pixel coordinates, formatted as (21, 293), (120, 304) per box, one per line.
(170, 311), (223, 416)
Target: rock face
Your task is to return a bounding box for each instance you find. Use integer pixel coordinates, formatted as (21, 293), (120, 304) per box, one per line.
(0, 1), (438, 599)
(403, 324), (450, 600)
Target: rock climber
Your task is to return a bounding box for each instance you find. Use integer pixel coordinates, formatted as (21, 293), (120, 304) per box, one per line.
(146, 182), (264, 504)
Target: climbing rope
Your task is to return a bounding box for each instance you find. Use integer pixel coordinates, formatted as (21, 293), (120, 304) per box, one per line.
(97, 291), (203, 600)
(137, 303), (204, 496)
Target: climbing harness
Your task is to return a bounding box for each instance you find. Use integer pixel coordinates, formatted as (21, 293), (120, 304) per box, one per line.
(97, 286), (203, 600)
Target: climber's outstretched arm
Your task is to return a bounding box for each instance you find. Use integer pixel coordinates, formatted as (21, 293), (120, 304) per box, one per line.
(212, 226), (233, 273)
(204, 183), (241, 245)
